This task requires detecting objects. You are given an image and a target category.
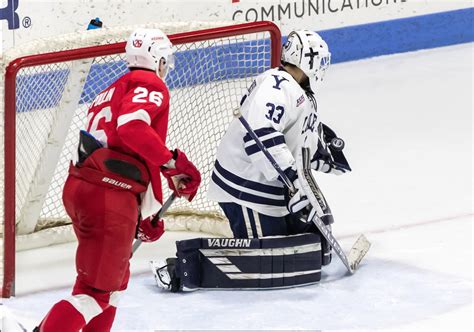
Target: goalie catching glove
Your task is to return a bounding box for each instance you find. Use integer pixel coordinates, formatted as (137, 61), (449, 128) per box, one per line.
(161, 149), (201, 201)
(137, 216), (165, 242)
(312, 123), (351, 175)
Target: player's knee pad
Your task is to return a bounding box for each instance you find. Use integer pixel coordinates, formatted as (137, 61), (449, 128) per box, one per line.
(168, 233), (323, 291)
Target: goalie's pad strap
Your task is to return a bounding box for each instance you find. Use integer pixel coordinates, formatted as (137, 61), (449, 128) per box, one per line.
(175, 233), (322, 290)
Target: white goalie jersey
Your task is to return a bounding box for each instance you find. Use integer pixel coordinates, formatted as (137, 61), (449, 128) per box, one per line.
(208, 67), (330, 217)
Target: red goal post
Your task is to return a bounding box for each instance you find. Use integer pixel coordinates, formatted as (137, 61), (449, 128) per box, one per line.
(1, 21), (281, 298)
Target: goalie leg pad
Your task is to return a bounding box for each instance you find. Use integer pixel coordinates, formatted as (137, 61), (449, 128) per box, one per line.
(172, 233), (322, 290)
(286, 216), (332, 266)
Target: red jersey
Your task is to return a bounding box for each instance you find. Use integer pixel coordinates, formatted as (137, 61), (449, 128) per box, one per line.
(86, 69), (173, 210)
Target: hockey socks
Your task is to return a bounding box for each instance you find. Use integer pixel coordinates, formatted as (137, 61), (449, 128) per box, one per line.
(37, 300), (86, 332)
(37, 300), (117, 332)
(82, 305), (117, 332)
(37, 278), (123, 332)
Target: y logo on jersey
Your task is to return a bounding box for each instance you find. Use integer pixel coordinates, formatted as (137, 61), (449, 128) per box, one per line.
(0, 0), (20, 29)
(271, 75), (288, 90)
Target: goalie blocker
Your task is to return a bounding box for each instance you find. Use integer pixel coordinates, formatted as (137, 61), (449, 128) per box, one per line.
(151, 233), (323, 291)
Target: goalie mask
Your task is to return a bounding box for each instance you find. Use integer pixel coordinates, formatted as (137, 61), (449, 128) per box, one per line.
(126, 28), (175, 79)
(281, 30), (331, 92)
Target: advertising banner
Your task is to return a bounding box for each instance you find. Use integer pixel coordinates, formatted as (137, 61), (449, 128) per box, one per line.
(1, 1), (472, 58)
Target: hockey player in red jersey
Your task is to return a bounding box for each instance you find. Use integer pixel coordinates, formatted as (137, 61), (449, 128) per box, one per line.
(36, 28), (201, 332)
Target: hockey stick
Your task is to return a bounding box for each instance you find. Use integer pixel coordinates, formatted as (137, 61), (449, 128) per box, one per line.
(234, 110), (370, 274)
(132, 193), (177, 253)
(297, 147), (371, 273)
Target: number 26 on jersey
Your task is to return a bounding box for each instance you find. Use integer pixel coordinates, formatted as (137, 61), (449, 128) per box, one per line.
(132, 87), (164, 107)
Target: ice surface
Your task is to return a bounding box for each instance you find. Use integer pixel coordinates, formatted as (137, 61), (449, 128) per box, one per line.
(2, 43), (472, 331)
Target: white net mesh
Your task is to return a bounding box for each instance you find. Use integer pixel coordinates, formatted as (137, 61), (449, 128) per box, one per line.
(1, 22), (277, 254)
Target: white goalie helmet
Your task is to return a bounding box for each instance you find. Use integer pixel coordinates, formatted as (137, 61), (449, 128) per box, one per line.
(281, 30), (331, 91)
(125, 28), (175, 78)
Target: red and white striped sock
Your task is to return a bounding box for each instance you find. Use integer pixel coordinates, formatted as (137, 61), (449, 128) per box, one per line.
(38, 299), (87, 332)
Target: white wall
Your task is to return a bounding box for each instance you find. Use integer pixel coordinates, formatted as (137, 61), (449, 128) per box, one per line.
(1, 0), (471, 53)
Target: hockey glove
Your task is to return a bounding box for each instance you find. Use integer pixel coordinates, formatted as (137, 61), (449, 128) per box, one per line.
(282, 168), (310, 217)
(313, 123), (351, 175)
(287, 177), (311, 217)
(161, 149), (201, 201)
(137, 217), (165, 242)
(313, 156), (348, 175)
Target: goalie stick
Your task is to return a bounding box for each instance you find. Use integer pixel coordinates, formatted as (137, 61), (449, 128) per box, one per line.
(132, 193), (177, 253)
(297, 147), (370, 273)
(234, 110), (370, 274)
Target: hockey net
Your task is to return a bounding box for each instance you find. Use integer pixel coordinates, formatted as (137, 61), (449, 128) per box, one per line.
(0, 21), (281, 297)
